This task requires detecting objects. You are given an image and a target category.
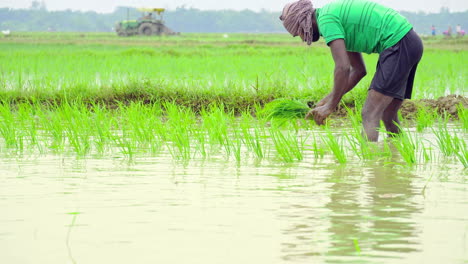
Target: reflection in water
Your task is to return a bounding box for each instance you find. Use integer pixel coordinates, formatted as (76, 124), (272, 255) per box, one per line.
(326, 166), (367, 259)
(281, 163), (423, 263)
(365, 165), (421, 256)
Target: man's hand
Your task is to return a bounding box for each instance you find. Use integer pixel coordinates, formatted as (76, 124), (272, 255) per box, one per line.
(305, 104), (334, 125)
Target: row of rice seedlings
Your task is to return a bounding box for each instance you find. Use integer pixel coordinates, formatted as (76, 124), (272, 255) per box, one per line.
(388, 116), (468, 167)
(2, 101), (105, 156)
(324, 104), (438, 166)
(122, 103), (465, 165)
(0, 100), (299, 162)
(339, 102), (467, 166)
(0, 100), (466, 166)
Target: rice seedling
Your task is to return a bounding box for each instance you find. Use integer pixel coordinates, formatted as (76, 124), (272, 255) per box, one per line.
(119, 101), (166, 154)
(0, 101), (19, 148)
(321, 126), (347, 164)
(415, 105), (438, 132)
(388, 127), (420, 165)
(308, 133), (326, 160)
(200, 104), (233, 156)
(192, 128), (207, 158)
(458, 103), (468, 131)
(60, 102), (94, 156)
(15, 103), (37, 147)
(419, 139), (435, 163)
(269, 123), (305, 163)
(454, 138), (468, 168)
(89, 103), (114, 154)
(239, 112), (266, 159)
(112, 132), (136, 160)
(229, 127), (243, 162)
(163, 102), (195, 160)
(431, 120), (460, 157)
(40, 107), (66, 151)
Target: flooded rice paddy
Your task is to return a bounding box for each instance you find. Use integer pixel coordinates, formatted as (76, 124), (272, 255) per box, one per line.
(1, 32), (466, 264)
(1, 129), (466, 264)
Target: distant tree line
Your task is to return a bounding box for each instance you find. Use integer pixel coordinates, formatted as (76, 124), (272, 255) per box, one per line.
(0, 3), (466, 35)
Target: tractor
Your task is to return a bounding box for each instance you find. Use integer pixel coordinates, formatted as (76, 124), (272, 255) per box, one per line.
(115, 8), (178, 36)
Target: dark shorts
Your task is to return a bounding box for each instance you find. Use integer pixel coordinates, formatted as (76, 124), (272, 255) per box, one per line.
(370, 29), (424, 100)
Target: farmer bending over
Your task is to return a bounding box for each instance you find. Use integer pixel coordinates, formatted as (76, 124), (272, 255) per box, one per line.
(280, 0), (423, 141)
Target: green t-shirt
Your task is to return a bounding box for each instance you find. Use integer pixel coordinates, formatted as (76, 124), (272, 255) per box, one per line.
(316, 0), (412, 54)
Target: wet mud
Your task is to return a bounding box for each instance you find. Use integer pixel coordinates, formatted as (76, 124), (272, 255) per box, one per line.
(331, 95), (467, 119)
(400, 94), (467, 119)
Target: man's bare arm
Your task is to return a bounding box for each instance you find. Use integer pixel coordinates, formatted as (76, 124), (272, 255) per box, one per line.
(345, 51), (367, 92)
(326, 38), (351, 109)
(306, 39), (367, 124)
(316, 42), (367, 107)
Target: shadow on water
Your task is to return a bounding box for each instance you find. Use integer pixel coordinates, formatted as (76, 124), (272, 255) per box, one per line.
(281, 161), (423, 263)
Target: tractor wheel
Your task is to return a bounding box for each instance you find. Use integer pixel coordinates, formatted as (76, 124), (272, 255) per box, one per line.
(155, 25), (164, 35)
(138, 23), (158, 36)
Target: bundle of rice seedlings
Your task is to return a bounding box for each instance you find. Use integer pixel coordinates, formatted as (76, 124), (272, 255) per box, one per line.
(258, 99), (311, 120)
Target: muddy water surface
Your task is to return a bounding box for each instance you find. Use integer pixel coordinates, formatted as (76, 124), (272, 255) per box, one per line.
(0, 140), (467, 264)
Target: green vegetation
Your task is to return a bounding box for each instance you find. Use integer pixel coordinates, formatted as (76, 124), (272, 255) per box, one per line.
(1, 32), (466, 112)
(0, 99), (465, 166)
(458, 103), (468, 130)
(259, 99), (310, 120)
(0, 33), (466, 168)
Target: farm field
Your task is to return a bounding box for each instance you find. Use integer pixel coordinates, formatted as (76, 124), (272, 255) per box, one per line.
(0, 32), (467, 264)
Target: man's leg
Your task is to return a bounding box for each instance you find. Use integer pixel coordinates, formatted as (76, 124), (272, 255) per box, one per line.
(361, 89), (395, 141)
(382, 99), (403, 136)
